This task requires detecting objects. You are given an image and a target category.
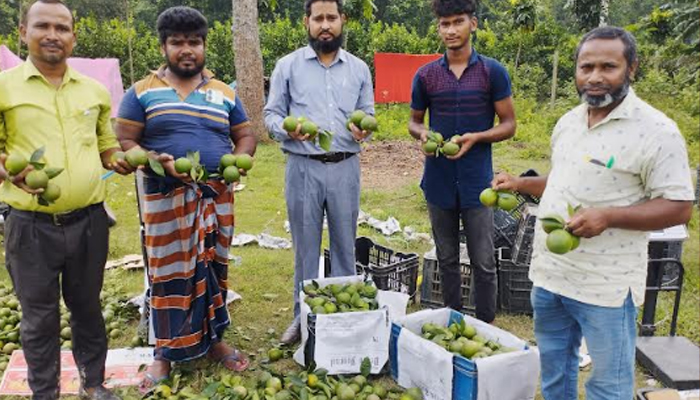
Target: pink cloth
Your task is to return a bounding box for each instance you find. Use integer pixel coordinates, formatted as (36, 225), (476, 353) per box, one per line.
(0, 45), (124, 117)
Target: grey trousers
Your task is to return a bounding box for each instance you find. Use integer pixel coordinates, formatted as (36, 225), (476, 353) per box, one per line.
(428, 203), (497, 323)
(4, 203), (109, 400)
(285, 153), (360, 316)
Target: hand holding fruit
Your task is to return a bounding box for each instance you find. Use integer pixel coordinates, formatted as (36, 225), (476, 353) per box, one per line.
(445, 134), (477, 160)
(0, 153), (41, 195)
(106, 149), (137, 175)
(282, 115), (311, 141)
(479, 188), (519, 211)
(566, 207), (609, 238)
(491, 172), (520, 192)
(421, 131), (443, 157)
(156, 153), (191, 182)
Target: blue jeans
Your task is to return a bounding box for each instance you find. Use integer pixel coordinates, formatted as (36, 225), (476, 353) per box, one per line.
(532, 286), (637, 400)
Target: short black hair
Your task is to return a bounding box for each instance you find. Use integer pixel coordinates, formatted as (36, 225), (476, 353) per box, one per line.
(156, 6), (208, 45)
(575, 26), (638, 68)
(304, 0), (344, 17)
(22, 0), (73, 26)
(431, 0), (477, 18)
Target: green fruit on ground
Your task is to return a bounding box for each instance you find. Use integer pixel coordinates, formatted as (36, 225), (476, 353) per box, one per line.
(405, 388), (424, 400)
(0, 361), (8, 371)
(6, 300), (18, 310)
(324, 302), (338, 314)
(276, 390), (292, 400)
(109, 329), (120, 339)
(307, 374), (319, 388)
(479, 188), (498, 207)
(42, 182), (61, 202)
(235, 154), (254, 171)
(25, 170), (49, 189)
(233, 386), (248, 398)
(268, 348), (283, 361)
(2, 343), (17, 355)
(497, 192), (519, 211)
(130, 336), (142, 347)
(174, 157), (192, 174)
(265, 387), (278, 396)
(460, 341), (482, 359)
(125, 148), (148, 167)
(110, 151), (126, 164)
(367, 395), (381, 400)
(546, 229), (574, 255)
(62, 340), (72, 349)
(283, 116), (299, 132)
(350, 110), (366, 126)
(360, 115), (378, 132)
(442, 142), (460, 156)
(0, 309), (10, 318)
(219, 153), (237, 170)
(223, 166), (240, 184)
(570, 234), (581, 251)
(5, 153), (28, 175)
(60, 327), (72, 340)
(259, 371), (273, 384)
(267, 377), (283, 392)
(422, 141), (438, 154)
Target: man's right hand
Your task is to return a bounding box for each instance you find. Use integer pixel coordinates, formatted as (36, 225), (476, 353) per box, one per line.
(156, 153), (192, 183)
(492, 172), (520, 192)
(419, 130), (436, 157)
(0, 154), (43, 195)
(287, 123), (310, 141)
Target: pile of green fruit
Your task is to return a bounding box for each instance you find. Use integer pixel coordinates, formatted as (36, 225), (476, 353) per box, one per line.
(540, 210), (581, 255)
(0, 283), (22, 373)
(420, 321), (517, 360)
(5, 147), (64, 205)
(302, 281), (379, 314)
(422, 132), (461, 157)
(144, 361), (424, 400)
(346, 110), (378, 133)
(283, 115), (335, 152)
(479, 188), (519, 211)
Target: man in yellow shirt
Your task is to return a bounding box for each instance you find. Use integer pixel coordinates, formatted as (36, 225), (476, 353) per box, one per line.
(0, 1), (131, 399)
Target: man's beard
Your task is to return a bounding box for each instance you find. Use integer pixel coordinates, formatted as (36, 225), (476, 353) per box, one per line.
(166, 57), (205, 78)
(578, 75), (631, 109)
(308, 31), (344, 54)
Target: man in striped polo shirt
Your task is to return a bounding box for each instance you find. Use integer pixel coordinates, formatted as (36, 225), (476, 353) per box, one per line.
(408, 0), (516, 323)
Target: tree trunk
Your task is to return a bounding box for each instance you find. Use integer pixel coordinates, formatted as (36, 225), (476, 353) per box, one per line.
(599, 0), (609, 26)
(231, 0), (269, 142)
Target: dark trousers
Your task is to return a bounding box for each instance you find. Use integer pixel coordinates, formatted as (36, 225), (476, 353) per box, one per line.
(4, 203), (109, 400)
(428, 203), (497, 323)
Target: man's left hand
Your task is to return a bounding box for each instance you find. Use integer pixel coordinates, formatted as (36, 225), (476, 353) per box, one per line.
(446, 133), (478, 160)
(567, 208), (610, 238)
(349, 123), (371, 143)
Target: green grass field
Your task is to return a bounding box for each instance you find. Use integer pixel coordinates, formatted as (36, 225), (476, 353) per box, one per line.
(0, 98), (697, 399)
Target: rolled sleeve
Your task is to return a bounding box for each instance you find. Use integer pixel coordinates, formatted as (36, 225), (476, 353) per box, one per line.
(116, 87), (145, 128)
(263, 64), (292, 142)
(642, 127), (695, 201)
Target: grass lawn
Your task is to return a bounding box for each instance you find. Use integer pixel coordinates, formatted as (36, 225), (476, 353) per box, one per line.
(0, 100), (697, 399)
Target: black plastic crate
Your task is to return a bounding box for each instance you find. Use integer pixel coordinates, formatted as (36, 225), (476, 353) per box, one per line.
(511, 204), (538, 265)
(648, 240), (684, 286)
(324, 237), (419, 299)
(419, 249), (476, 314)
(497, 247), (533, 315)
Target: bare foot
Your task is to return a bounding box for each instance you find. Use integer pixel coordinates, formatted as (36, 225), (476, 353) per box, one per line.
(208, 342), (249, 372)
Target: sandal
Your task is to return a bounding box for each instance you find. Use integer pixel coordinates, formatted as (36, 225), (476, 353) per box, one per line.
(208, 347), (250, 372)
(138, 371), (169, 395)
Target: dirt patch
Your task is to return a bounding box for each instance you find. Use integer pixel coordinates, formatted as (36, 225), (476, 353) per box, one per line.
(359, 140), (424, 191)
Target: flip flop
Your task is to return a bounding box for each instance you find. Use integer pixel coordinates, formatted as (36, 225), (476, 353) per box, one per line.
(209, 348), (250, 372)
(138, 371), (169, 395)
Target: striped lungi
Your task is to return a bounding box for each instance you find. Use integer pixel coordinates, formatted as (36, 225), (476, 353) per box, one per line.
(141, 176), (234, 362)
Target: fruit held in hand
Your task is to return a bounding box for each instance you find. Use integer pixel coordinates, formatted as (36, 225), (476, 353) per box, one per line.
(235, 154), (254, 171)
(283, 116), (299, 132)
(25, 170), (48, 189)
(125, 148), (148, 167)
(223, 166), (240, 184)
(219, 154), (237, 170)
(479, 188), (498, 207)
(174, 157), (192, 174)
(42, 182), (61, 202)
(5, 153), (28, 175)
(496, 192), (519, 211)
(546, 229), (575, 255)
(360, 115), (378, 132)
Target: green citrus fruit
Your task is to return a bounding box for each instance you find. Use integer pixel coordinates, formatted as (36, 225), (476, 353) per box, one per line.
(479, 188), (498, 207)
(235, 154), (254, 171)
(60, 327), (72, 340)
(570, 234), (581, 251)
(223, 166), (240, 184)
(497, 192), (519, 211)
(219, 154), (237, 170)
(42, 182), (61, 202)
(350, 110), (366, 126)
(3, 343), (18, 355)
(324, 302), (337, 314)
(422, 141), (438, 154)
(266, 377), (283, 392)
(336, 292), (351, 304)
(174, 157), (192, 174)
(283, 116), (299, 132)
(301, 121), (319, 137)
(125, 148), (148, 167)
(460, 341), (482, 359)
(25, 170), (49, 189)
(110, 151), (125, 164)
(541, 215), (566, 234)
(307, 374), (319, 388)
(546, 229), (574, 255)
(5, 153), (28, 175)
(233, 386), (248, 398)
(360, 115), (378, 132)
(442, 142), (460, 156)
(405, 388), (424, 400)
(268, 348), (283, 361)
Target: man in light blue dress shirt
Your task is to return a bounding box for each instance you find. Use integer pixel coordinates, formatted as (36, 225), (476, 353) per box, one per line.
(264, 0), (374, 344)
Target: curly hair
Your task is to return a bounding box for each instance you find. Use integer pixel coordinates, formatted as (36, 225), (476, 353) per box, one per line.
(156, 6), (208, 45)
(431, 0), (477, 18)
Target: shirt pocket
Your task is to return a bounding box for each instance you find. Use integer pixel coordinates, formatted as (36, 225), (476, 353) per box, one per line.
(573, 160), (643, 206)
(71, 104), (101, 147)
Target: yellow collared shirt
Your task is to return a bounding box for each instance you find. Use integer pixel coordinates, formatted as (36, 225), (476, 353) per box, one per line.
(0, 59), (119, 213)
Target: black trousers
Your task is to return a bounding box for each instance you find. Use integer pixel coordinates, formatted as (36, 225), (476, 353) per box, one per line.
(427, 203), (497, 323)
(4, 203), (109, 400)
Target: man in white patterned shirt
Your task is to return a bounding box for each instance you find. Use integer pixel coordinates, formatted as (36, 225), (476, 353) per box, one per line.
(493, 27), (694, 400)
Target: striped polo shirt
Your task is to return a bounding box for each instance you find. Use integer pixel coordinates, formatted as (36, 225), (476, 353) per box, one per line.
(117, 67), (250, 172)
(411, 49), (512, 209)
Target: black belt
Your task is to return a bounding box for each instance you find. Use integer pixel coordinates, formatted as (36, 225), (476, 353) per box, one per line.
(9, 202), (103, 226)
(306, 152), (356, 163)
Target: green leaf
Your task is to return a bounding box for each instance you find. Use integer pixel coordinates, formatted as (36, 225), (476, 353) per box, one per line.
(360, 357), (371, 377)
(567, 203), (575, 218)
(37, 196), (50, 207)
(30, 146), (45, 163)
(44, 167), (64, 179)
(289, 375), (305, 387)
(300, 388), (309, 400)
(148, 158), (165, 177)
(29, 161), (46, 171)
(318, 131), (333, 152)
